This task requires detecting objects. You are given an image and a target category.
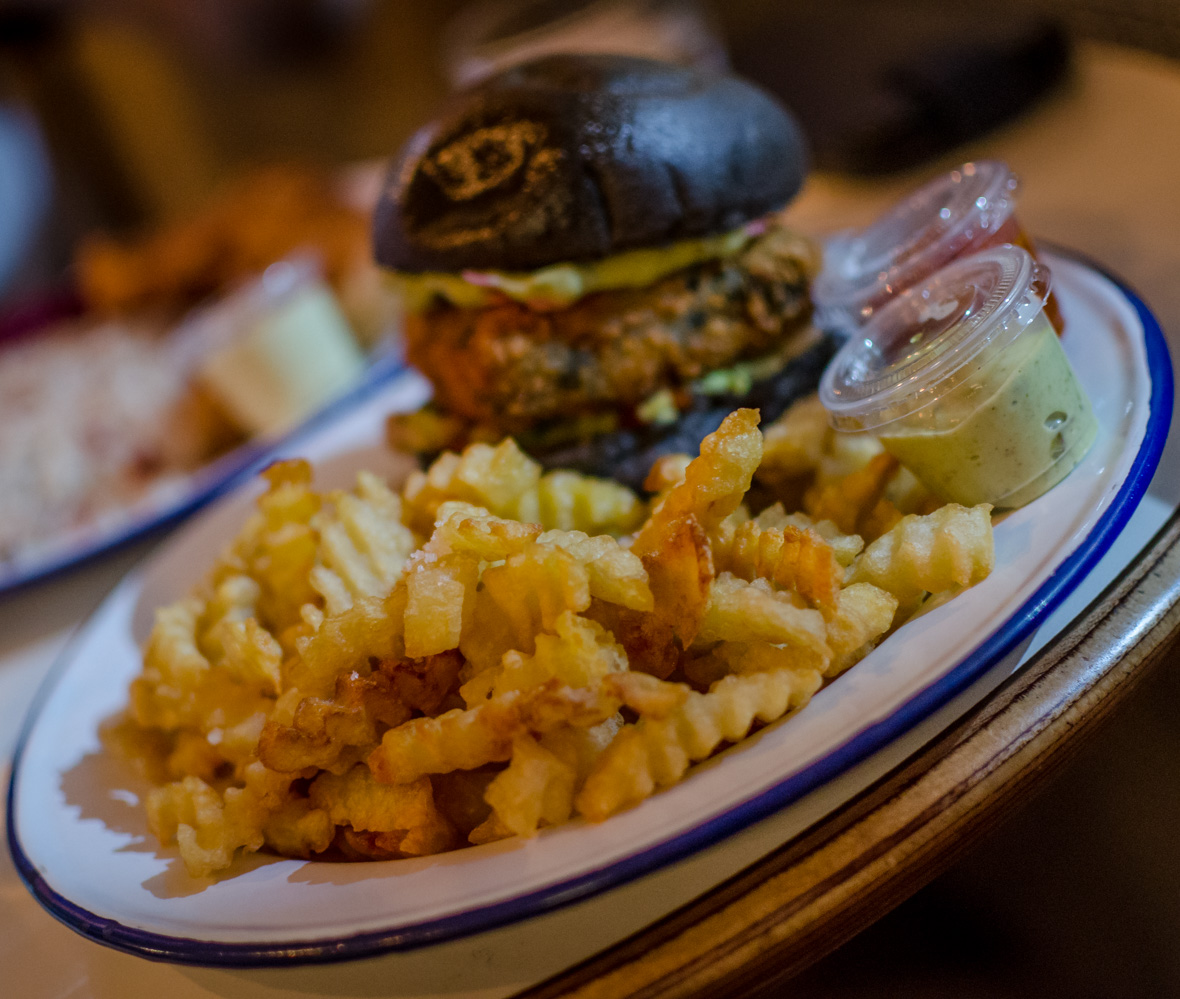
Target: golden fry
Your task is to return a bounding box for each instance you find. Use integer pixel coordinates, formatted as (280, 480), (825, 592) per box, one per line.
(575, 666), (821, 821)
(804, 452), (900, 538)
(847, 503), (995, 604)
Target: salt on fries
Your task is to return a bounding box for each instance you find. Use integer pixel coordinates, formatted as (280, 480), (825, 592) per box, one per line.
(116, 404), (993, 877)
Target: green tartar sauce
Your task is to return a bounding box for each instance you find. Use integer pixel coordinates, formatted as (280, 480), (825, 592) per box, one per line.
(879, 314), (1096, 508)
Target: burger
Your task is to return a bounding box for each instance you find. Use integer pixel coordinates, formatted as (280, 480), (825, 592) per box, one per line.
(375, 53), (835, 489)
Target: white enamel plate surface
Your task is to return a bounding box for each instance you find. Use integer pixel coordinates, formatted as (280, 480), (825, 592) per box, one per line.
(6, 253), (1172, 966)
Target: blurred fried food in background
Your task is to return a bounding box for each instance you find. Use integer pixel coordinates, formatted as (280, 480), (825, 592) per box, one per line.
(76, 165), (370, 319)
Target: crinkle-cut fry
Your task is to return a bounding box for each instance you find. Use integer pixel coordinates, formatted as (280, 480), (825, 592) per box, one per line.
(290, 590), (406, 697)
(539, 716), (622, 784)
(643, 453), (691, 498)
(461, 611), (626, 705)
(208, 462), (311, 588)
(217, 618), (283, 694)
(846, 503), (995, 604)
(807, 517), (865, 567)
(536, 530), (653, 612)
(258, 459), (319, 529)
(309, 766), (453, 846)
(585, 600), (680, 681)
(576, 667), (820, 821)
(403, 439), (542, 528)
(197, 575), (260, 663)
(404, 552), (479, 658)
(369, 682), (620, 784)
(467, 811), (516, 846)
(471, 734), (576, 842)
(388, 802), (459, 857)
(825, 582), (899, 676)
(638, 409), (762, 541)
(459, 579), (531, 679)
(696, 573), (830, 661)
(309, 565), (353, 617)
(229, 463), (323, 632)
(804, 452), (900, 537)
(717, 520), (842, 611)
(344, 472), (416, 583)
(299, 602), (324, 633)
(518, 681), (623, 732)
(453, 438), (543, 519)
(858, 497), (904, 544)
(509, 543), (594, 632)
(165, 730), (224, 783)
(752, 502), (792, 530)
(210, 710), (270, 766)
(316, 475), (415, 607)
(255, 520), (321, 634)
(369, 694), (522, 784)
(401, 451), (463, 535)
(259, 667), (411, 773)
(262, 798), (334, 858)
(604, 671), (689, 718)
(636, 513), (714, 649)
(454, 544), (587, 687)
(147, 777), (242, 877)
(754, 506), (864, 566)
(405, 442), (643, 538)
(428, 501), (543, 561)
(758, 394), (831, 480)
(625, 413), (760, 665)
(147, 763), (296, 877)
(465, 544), (592, 664)
(356, 468), (403, 518)
(242, 757), (298, 808)
(132, 599), (210, 729)
(144, 598), (210, 693)
(535, 470), (646, 536)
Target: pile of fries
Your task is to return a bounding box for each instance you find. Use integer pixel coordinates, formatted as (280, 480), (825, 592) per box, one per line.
(116, 401), (994, 877)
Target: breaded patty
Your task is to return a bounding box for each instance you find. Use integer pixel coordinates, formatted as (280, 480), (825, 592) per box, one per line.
(403, 224), (819, 432)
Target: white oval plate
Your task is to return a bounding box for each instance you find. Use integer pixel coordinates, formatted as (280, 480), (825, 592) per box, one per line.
(6, 253), (1172, 967)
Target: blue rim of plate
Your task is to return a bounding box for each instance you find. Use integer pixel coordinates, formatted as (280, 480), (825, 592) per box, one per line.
(6, 250), (1174, 967)
(0, 350), (405, 596)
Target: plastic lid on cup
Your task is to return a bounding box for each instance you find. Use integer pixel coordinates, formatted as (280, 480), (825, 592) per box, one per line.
(813, 161), (1021, 332)
(818, 244), (1051, 432)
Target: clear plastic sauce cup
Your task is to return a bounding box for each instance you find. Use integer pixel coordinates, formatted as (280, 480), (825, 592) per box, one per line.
(813, 160), (1065, 335)
(818, 244), (1095, 510)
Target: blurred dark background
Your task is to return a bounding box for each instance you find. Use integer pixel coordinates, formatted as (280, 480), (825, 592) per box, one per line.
(2, 2), (1180, 995)
(2, 0), (1176, 301)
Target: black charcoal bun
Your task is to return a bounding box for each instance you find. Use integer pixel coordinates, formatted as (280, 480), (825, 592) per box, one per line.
(374, 54), (808, 273)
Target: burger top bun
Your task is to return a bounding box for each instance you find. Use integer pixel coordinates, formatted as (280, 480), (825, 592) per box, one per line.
(374, 54), (808, 274)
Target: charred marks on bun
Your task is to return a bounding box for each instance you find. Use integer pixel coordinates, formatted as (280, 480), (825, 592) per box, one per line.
(375, 54), (808, 273)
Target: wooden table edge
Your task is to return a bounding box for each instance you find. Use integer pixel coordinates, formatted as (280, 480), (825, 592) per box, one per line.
(515, 508), (1180, 999)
